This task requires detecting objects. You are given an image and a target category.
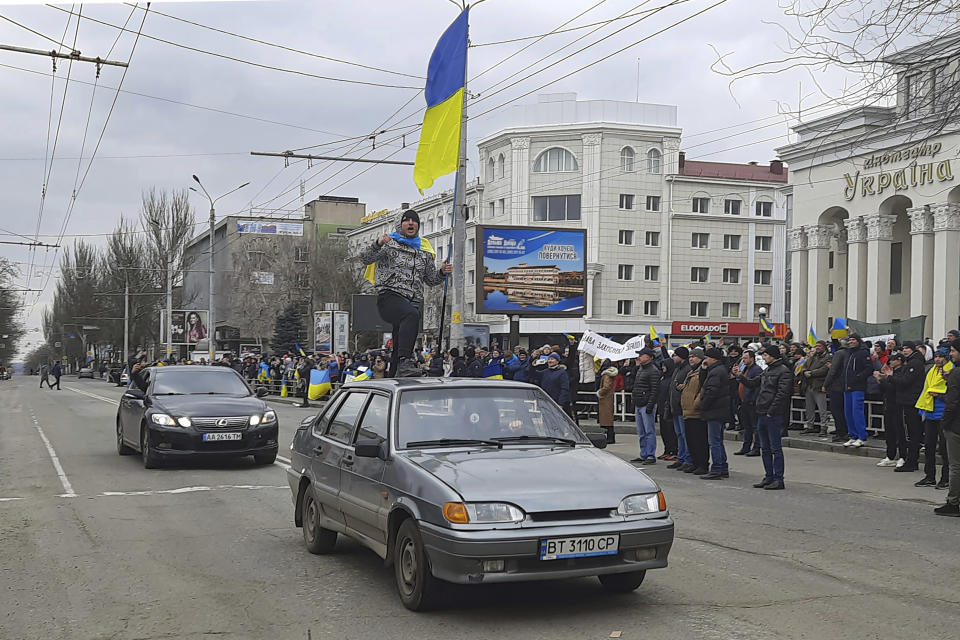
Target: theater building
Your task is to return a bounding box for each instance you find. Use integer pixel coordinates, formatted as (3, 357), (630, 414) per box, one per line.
(778, 31), (960, 339)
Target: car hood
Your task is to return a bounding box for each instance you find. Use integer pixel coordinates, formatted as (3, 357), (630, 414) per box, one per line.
(151, 395), (266, 417)
(403, 446), (658, 512)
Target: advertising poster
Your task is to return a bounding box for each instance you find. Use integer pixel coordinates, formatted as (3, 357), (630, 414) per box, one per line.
(237, 220), (304, 236)
(476, 226), (586, 317)
(314, 311), (333, 353)
(463, 324), (490, 350)
(333, 311), (349, 354)
(168, 310), (208, 344)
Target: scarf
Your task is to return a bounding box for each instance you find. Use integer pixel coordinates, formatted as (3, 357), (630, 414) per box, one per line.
(363, 234), (436, 285)
(915, 361), (953, 412)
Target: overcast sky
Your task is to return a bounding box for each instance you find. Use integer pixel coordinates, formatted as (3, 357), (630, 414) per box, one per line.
(1, 0), (857, 355)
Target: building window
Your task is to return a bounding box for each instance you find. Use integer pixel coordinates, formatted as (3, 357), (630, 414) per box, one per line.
(890, 242), (903, 294)
(532, 195), (581, 221)
(294, 247), (309, 263)
(828, 251), (834, 269)
(690, 267), (709, 283)
(755, 235), (772, 252)
(691, 233), (709, 249)
(617, 264), (634, 281)
(438, 246), (444, 260)
(533, 147), (578, 172)
(933, 65), (953, 111)
(692, 197), (710, 213)
(646, 148), (661, 173)
(755, 201), (772, 217)
(690, 301), (708, 317)
(618, 230), (634, 245)
(724, 199), (741, 215)
(488, 201), (496, 218)
(426, 217), (434, 233)
(617, 300), (633, 316)
(296, 273), (309, 289)
(722, 302), (741, 318)
(620, 146), (635, 172)
(619, 194), (634, 210)
(723, 234), (741, 250)
(643, 300), (659, 316)
(467, 302), (474, 315)
(905, 74), (921, 119)
(644, 265), (659, 281)
(646, 195), (661, 212)
(498, 198), (506, 216)
(487, 157), (495, 182)
(645, 231), (660, 247)
(468, 270), (475, 285)
(722, 268), (740, 284)
(468, 238), (475, 254)
(497, 153), (505, 179)
(754, 269), (772, 285)
(828, 284), (834, 302)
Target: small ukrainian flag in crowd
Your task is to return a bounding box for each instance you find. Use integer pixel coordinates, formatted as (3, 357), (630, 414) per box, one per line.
(351, 367), (371, 382)
(280, 378), (288, 398)
(308, 369), (332, 401)
(807, 325), (818, 347)
(649, 326), (662, 347)
(760, 317), (774, 333)
(295, 343), (306, 357)
(703, 332), (712, 343)
(483, 361), (503, 379)
(831, 317), (848, 339)
(413, 8), (469, 193)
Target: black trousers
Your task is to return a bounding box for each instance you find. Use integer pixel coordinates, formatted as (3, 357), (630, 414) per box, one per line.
(883, 401), (908, 460)
(685, 418), (709, 470)
(739, 403), (759, 452)
(828, 391), (848, 438)
(660, 411), (677, 455)
(923, 419), (950, 482)
(377, 291), (421, 377)
(905, 406), (926, 467)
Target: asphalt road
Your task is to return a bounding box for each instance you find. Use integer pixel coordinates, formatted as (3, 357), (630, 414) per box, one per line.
(1, 374), (958, 640)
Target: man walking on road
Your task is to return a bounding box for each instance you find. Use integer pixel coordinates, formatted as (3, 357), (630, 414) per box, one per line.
(39, 362), (50, 388)
(50, 361), (62, 390)
(751, 346), (792, 490)
(359, 209), (451, 377)
(934, 339), (960, 516)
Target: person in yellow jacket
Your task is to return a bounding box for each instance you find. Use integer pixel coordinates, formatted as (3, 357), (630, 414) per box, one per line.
(913, 347), (954, 488)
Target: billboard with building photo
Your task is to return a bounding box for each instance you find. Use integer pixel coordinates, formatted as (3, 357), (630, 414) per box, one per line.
(314, 311), (332, 353)
(476, 225), (586, 317)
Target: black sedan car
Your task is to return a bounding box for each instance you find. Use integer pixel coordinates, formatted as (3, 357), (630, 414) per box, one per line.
(116, 365), (279, 468)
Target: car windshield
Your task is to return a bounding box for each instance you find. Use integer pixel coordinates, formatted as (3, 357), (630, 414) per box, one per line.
(396, 387), (589, 448)
(152, 369), (251, 396)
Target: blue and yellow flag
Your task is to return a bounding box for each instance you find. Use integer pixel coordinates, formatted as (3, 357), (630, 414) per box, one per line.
(257, 361), (269, 382)
(308, 369), (332, 400)
(760, 317), (774, 333)
(483, 360), (503, 380)
(807, 325), (818, 347)
(649, 326), (661, 347)
(280, 379), (288, 398)
(351, 367), (371, 382)
(295, 343), (306, 357)
(413, 9), (469, 193)
(364, 236), (435, 285)
(831, 317), (848, 339)
(794, 357), (806, 377)
(703, 333), (712, 343)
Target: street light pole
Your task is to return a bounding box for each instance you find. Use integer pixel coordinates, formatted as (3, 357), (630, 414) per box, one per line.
(191, 176), (249, 364)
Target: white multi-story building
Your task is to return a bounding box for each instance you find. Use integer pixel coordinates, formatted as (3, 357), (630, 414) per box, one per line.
(347, 93), (790, 345)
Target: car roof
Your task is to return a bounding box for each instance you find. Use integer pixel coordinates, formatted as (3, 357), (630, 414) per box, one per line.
(341, 378), (541, 394)
(148, 365), (239, 373)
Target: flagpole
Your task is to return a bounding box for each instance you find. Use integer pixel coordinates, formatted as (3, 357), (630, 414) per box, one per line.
(447, 6), (470, 353)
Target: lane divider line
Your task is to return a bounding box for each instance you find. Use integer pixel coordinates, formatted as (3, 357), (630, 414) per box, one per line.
(100, 484), (287, 497)
(30, 412), (77, 498)
(67, 386), (118, 405)
(0, 497), (25, 502)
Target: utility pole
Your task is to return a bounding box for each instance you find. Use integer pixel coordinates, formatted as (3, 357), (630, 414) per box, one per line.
(123, 280), (129, 365)
(0, 44), (128, 68)
(191, 176), (249, 365)
(250, 151), (414, 166)
(166, 251), (173, 360)
(0, 240), (60, 248)
(447, 20), (470, 353)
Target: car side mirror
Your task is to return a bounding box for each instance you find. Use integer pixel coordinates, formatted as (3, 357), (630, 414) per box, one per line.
(355, 438), (387, 460)
(255, 387), (268, 398)
(299, 415), (318, 429)
(586, 432), (607, 449)
(124, 388), (145, 401)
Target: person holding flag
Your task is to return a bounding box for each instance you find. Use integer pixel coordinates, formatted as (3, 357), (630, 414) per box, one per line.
(360, 209), (451, 378)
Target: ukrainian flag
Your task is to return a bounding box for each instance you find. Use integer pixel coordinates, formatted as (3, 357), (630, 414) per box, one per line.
(364, 236), (435, 285)
(483, 361), (503, 379)
(649, 326), (661, 347)
(703, 333), (712, 343)
(413, 9), (469, 193)
(352, 367), (371, 382)
(831, 317), (848, 339)
(807, 325), (818, 347)
(760, 317), (774, 333)
(257, 361), (269, 382)
(308, 369), (332, 400)
(295, 343), (306, 357)
(280, 379), (288, 398)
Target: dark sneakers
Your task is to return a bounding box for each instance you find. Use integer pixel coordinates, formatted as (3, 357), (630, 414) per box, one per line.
(895, 465), (919, 473)
(915, 477), (937, 487)
(933, 503), (960, 517)
(753, 478), (773, 488)
(744, 450), (761, 457)
(691, 467), (709, 475)
(700, 472), (729, 480)
(680, 464), (697, 472)
(396, 358), (423, 378)
(764, 480), (785, 490)
(667, 460), (684, 469)
(936, 480), (950, 490)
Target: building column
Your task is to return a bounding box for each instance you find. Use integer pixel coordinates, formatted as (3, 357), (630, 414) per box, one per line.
(586, 263), (604, 318)
(932, 203), (960, 338)
(908, 206), (935, 337)
(833, 227), (848, 318)
(787, 228), (808, 335)
(771, 223), (787, 322)
(864, 213), (897, 323)
(844, 217), (868, 322)
(805, 225), (833, 336)
(581, 133), (602, 263)
(509, 137), (530, 226)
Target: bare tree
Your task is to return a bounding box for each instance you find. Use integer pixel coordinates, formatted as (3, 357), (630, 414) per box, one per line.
(0, 258), (25, 364)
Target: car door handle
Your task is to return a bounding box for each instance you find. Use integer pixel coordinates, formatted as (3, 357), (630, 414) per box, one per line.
(342, 454), (355, 466)
(313, 445), (324, 455)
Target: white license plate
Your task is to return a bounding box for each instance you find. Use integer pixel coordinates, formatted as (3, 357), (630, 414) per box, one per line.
(202, 432), (242, 441)
(539, 534), (619, 560)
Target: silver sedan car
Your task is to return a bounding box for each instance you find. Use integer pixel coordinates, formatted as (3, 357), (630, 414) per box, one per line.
(286, 379), (674, 610)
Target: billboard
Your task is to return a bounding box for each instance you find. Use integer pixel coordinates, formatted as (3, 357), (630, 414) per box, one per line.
(476, 225), (586, 317)
(237, 220), (304, 236)
(314, 311), (332, 353)
(167, 310), (209, 344)
(250, 271), (274, 285)
(333, 311), (349, 354)
(463, 324), (490, 350)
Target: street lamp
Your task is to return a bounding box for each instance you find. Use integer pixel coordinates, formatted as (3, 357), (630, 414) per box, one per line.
(190, 175), (250, 364)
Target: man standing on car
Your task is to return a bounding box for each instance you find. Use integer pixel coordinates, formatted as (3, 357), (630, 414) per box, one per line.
(359, 209), (452, 377)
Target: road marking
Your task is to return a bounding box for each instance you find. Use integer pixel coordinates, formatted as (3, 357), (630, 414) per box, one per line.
(0, 497), (25, 502)
(100, 484), (287, 497)
(30, 412), (77, 498)
(67, 386), (117, 405)
(276, 454), (291, 464)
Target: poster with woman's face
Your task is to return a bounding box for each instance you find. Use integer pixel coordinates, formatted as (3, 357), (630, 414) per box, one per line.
(186, 311), (208, 343)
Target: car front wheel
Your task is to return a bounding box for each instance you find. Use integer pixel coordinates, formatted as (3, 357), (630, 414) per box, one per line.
(141, 426), (160, 469)
(598, 570), (646, 593)
(394, 519), (440, 611)
(117, 419), (134, 455)
(301, 489), (337, 554)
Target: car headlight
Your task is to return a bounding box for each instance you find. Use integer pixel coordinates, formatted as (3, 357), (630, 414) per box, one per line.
(442, 502), (525, 524)
(176, 417), (192, 428)
(617, 492), (666, 517)
(249, 414), (261, 426)
(151, 413), (176, 426)
(262, 409), (277, 423)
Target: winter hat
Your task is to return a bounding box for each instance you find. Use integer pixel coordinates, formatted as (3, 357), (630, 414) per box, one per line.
(704, 347), (724, 360)
(889, 352), (905, 362)
(847, 333), (862, 343)
(674, 346), (690, 359)
(637, 347), (656, 359)
(952, 338), (960, 353)
(948, 329), (960, 339)
(763, 345), (782, 359)
(400, 209), (420, 225)
(902, 340), (917, 350)
(690, 347), (705, 360)
(547, 352), (561, 362)
(464, 346), (475, 359)
(449, 347), (460, 358)
(727, 344), (742, 355)
(936, 346), (950, 358)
